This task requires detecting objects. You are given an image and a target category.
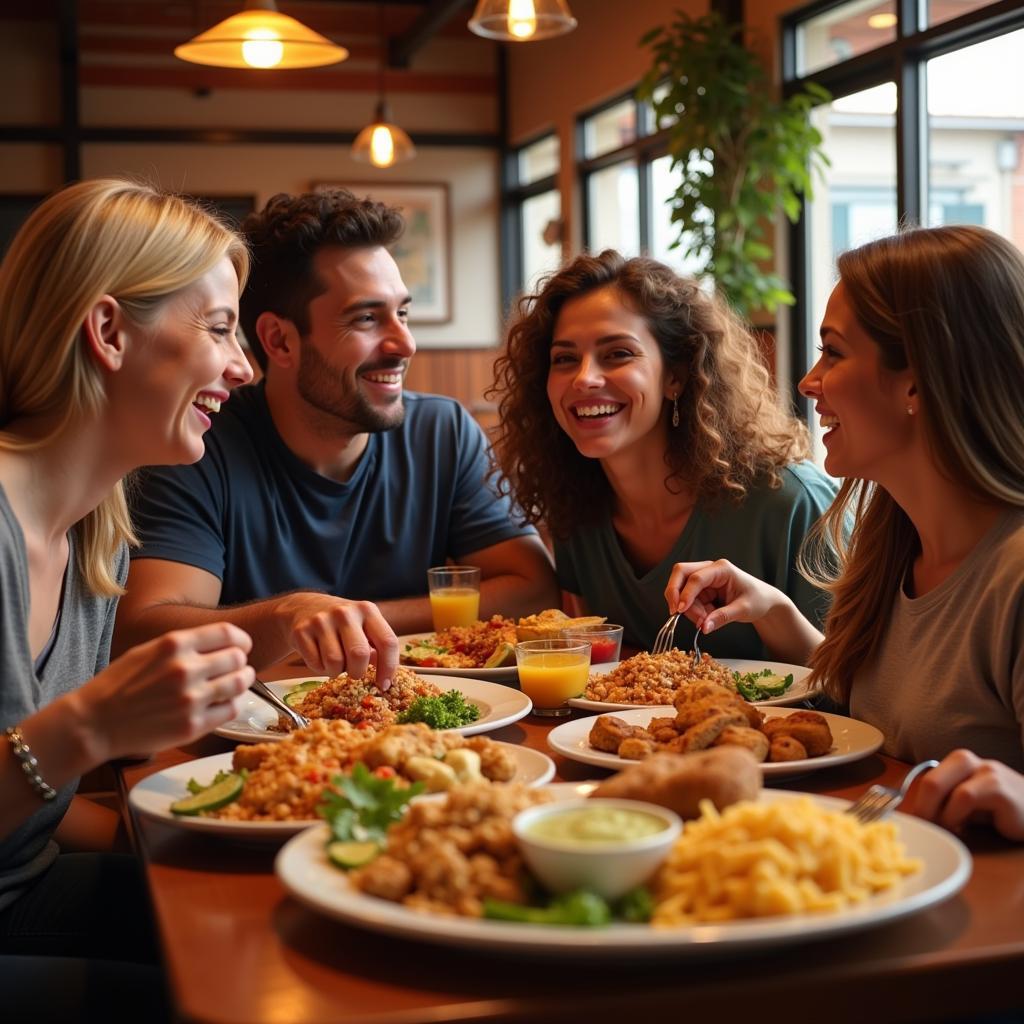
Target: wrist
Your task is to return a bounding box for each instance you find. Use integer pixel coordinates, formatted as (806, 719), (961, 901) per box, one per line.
(61, 687), (114, 767)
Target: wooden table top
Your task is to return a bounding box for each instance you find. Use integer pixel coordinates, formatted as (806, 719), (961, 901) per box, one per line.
(119, 701), (1024, 1024)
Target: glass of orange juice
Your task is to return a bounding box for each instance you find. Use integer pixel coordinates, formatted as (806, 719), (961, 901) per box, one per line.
(427, 566), (481, 629)
(515, 638), (591, 717)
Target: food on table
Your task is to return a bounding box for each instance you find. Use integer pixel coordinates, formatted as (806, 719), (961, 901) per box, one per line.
(400, 615), (517, 669)
(650, 797), (921, 925)
(174, 721), (516, 822)
(583, 650), (737, 705)
(395, 691), (481, 729)
(275, 666), (442, 733)
(732, 668), (795, 702)
(350, 782), (554, 916)
(592, 747), (762, 820)
(170, 770), (245, 816)
(514, 608), (606, 641)
(587, 687), (834, 763)
(525, 804), (670, 843)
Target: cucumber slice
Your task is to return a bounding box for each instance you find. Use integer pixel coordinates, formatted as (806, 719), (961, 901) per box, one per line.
(283, 679), (322, 708)
(170, 773), (244, 815)
(327, 840), (380, 869)
(484, 641), (515, 668)
(757, 673), (794, 696)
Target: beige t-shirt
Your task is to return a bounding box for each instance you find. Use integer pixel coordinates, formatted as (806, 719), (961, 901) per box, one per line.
(850, 510), (1024, 772)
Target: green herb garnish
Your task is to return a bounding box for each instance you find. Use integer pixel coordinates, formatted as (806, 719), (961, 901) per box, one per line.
(484, 888), (613, 927)
(396, 690), (481, 729)
(733, 668), (795, 702)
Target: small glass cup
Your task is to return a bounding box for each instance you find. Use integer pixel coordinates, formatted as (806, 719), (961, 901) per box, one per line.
(427, 566), (481, 630)
(560, 623), (623, 665)
(515, 638), (591, 718)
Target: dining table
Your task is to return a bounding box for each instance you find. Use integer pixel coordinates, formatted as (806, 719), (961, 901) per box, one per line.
(116, 666), (1024, 1024)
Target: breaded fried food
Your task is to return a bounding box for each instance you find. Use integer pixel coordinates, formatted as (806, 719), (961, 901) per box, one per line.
(516, 608), (606, 641)
(678, 709), (749, 752)
(713, 725), (770, 762)
(593, 747), (762, 820)
(769, 735), (808, 761)
(589, 715), (648, 753)
(618, 736), (660, 760)
(763, 710), (833, 757)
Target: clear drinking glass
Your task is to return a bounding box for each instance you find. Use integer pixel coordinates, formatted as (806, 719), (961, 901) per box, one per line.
(427, 566), (481, 630)
(560, 623), (623, 665)
(515, 638), (591, 718)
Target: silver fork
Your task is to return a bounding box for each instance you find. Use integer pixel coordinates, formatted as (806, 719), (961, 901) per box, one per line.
(845, 759), (939, 824)
(651, 613), (680, 655)
(690, 625), (703, 667)
(250, 677), (310, 731)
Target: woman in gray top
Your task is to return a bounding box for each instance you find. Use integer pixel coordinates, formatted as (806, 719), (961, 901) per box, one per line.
(0, 180), (255, 981)
(666, 225), (1024, 842)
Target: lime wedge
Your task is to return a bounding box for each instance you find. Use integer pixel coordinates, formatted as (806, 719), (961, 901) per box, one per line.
(327, 840), (380, 869)
(170, 773), (244, 816)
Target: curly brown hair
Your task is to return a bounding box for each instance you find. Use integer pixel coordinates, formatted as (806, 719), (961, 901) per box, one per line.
(488, 251), (810, 539)
(239, 188), (405, 369)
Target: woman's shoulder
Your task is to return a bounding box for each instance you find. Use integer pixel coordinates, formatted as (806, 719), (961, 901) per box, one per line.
(737, 460), (837, 515)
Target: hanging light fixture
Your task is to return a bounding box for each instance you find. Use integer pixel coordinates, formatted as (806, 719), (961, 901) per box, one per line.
(468, 0), (577, 42)
(351, 4), (415, 169)
(174, 0), (348, 70)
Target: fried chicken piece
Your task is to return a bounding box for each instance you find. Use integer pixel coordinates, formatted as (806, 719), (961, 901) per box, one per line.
(350, 854), (413, 902)
(763, 711), (833, 757)
(593, 747), (762, 819)
(673, 681), (736, 708)
(462, 736), (517, 781)
(617, 737), (659, 760)
(361, 723), (443, 769)
(231, 742), (274, 772)
(768, 735), (808, 762)
(674, 695), (745, 731)
(589, 715), (648, 753)
(713, 725), (770, 762)
(678, 709), (749, 752)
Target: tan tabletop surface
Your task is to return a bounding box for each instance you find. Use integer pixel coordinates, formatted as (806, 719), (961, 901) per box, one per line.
(118, 676), (1024, 1024)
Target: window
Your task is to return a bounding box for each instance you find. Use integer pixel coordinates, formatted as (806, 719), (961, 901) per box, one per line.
(783, 0), (1024, 428)
(505, 133), (562, 301)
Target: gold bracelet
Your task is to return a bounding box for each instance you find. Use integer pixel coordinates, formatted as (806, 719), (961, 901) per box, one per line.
(5, 726), (57, 801)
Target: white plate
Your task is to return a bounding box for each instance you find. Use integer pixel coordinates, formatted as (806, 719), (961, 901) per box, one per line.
(275, 789), (971, 959)
(215, 675), (532, 744)
(546, 707), (883, 779)
(128, 745), (556, 842)
(397, 633), (519, 681)
(569, 658), (815, 712)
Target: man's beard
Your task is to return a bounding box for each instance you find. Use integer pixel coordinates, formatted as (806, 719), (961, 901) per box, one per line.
(296, 340), (406, 434)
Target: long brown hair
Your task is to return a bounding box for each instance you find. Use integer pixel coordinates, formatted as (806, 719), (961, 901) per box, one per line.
(0, 179), (249, 596)
(488, 250), (809, 538)
(805, 225), (1024, 701)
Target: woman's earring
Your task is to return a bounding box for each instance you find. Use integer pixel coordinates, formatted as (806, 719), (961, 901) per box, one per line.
(671, 395), (680, 428)
(906, 405), (915, 415)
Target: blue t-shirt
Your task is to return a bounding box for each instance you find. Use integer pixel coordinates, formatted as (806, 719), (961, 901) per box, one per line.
(554, 462), (837, 658)
(131, 384), (534, 604)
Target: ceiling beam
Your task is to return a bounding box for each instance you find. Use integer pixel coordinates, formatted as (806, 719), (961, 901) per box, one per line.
(388, 0), (473, 68)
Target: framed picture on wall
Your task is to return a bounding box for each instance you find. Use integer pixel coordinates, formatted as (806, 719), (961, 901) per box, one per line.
(314, 181), (451, 324)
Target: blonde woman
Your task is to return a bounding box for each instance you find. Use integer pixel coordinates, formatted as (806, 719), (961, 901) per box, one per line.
(666, 225), (1024, 841)
(0, 180), (255, 994)
(490, 251), (836, 656)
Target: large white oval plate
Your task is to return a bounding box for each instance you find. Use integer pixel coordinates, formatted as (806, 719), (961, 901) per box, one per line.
(396, 633), (520, 681)
(129, 745), (556, 842)
(546, 707), (883, 779)
(568, 658), (815, 712)
(275, 789), (971, 959)
(215, 675), (532, 744)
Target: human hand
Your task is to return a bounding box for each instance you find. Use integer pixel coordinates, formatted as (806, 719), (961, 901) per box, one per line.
(70, 622), (254, 763)
(903, 749), (1024, 841)
(275, 593), (399, 688)
(664, 558), (788, 634)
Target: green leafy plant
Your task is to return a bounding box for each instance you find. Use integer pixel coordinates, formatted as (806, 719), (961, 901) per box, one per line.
(638, 11), (830, 316)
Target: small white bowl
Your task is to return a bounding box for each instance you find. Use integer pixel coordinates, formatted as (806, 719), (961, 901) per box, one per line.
(512, 798), (682, 901)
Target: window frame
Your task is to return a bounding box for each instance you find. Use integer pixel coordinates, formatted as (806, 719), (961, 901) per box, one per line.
(782, 0), (1024, 417)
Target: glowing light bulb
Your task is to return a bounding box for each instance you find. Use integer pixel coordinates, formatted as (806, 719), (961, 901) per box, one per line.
(508, 0), (537, 40)
(369, 125), (396, 168)
(241, 28), (284, 68)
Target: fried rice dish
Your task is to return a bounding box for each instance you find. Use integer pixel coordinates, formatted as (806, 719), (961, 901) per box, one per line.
(350, 782), (554, 917)
(277, 666), (440, 733)
(584, 650), (737, 705)
(400, 615), (517, 669)
(216, 721), (518, 821)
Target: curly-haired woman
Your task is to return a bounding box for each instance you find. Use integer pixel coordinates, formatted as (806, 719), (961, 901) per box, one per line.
(489, 250), (836, 657)
(666, 225), (1024, 840)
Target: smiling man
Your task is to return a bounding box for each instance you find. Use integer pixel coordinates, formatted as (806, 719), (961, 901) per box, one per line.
(114, 189), (557, 684)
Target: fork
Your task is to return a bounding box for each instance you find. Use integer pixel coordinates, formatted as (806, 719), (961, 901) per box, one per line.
(250, 677), (310, 731)
(651, 613), (680, 655)
(845, 759), (939, 824)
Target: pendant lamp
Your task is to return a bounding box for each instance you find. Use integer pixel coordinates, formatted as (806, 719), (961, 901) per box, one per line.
(468, 0), (577, 42)
(174, 0), (348, 70)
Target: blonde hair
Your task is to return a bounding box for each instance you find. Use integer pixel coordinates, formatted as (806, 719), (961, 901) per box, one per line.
(805, 225), (1024, 702)
(0, 178), (249, 596)
(489, 251), (809, 537)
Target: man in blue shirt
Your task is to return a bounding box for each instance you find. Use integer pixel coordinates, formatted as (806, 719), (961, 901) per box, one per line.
(114, 189), (557, 685)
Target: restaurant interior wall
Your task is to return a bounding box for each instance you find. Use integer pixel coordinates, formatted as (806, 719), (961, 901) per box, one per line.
(0, 3), (506, 416)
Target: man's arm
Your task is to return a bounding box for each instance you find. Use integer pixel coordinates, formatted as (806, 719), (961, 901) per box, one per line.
(371, 534), (560, 634)
(114, 559), (399, 682)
